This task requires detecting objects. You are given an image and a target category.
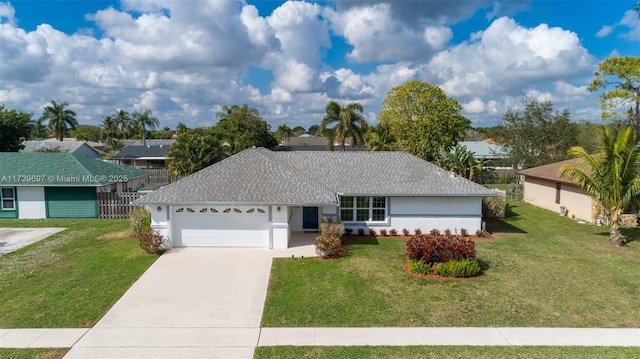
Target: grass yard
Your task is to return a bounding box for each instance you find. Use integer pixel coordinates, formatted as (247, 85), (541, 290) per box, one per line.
(254, 346), (640, 359)
(0, 348), (67, 359)
(0, 218), (158, 328)
(261, 201), (640, 327)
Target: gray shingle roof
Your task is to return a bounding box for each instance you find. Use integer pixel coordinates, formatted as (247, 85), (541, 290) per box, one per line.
(136, 148), (497, 205)
(122, 139), (176, 146)
(112, 145), (171, 159)
(21, 141), (103, 157)
(136, 148), (336, 205)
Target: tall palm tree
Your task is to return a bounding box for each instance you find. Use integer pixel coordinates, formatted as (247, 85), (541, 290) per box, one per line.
(39, 100), (78, 141)
(113, 109), (132, 138)
(560, 124), (640, 246)
(275, 124), (293, 145)
(132, 109), (160, 144)
(366, 122), (397, 151)
(319, 101), (369, 151)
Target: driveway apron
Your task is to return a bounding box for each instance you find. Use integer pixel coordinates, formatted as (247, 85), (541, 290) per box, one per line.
(66, 248), (273, 358)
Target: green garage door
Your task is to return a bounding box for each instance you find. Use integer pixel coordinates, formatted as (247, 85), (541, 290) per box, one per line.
(45, 187), (98, 218)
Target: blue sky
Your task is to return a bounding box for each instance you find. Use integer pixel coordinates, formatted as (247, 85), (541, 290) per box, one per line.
(1, 0), (639, 131)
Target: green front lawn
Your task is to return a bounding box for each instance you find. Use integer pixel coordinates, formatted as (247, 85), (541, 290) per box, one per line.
(261, 202), (640, 327)
(254, 346), (640, 359)
(0, 348), (67, 359)
(0, 219), (158, 328)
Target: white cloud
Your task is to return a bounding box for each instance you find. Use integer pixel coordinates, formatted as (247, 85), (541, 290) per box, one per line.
(593, 10), (640, 41)
(462, 97), (485, 114)
(0, 87), (30, 103)
(0, 1), (16, 25)
(554, 81), (588, 96)
(328, 3), (452, 63)
(425, 17), (592, 97)
(619, 10), (640, 40)
(595, 25), (614, 38)
(0, 24), (52, 83)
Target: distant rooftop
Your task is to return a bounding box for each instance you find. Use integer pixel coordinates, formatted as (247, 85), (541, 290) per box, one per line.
(122, 139), (176, 146)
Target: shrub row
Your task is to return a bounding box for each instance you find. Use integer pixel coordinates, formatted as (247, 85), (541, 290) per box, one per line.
(344, 228), (472, 237)
(406, 234), (476, 266)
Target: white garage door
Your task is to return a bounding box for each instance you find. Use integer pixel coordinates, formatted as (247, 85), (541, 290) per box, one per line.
(172, 206), (269, 247)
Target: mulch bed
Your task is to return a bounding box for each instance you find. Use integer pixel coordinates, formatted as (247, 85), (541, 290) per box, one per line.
(344, 234), (495, 241)
(402, 262), (479, 281)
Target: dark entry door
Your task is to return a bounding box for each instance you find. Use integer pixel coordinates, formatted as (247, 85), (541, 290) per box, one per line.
(302, 207), (319, 230)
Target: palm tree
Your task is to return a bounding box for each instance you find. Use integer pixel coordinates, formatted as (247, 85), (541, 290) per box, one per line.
(132, 109), (160, 144)
(435, 146), (484, 182)
(39, 100), (78, 141)
(366, 122), (397, 151)
(113, 109), (132, 138)
(319, 101), (369, 151)
(167, 128), (224, 176)
(560, 124), (640, 246)
(275, 124), (293, 145)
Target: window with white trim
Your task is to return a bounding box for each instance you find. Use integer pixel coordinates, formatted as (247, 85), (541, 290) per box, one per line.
(1, 187), (15, 210)
(340, 196), (386, 222)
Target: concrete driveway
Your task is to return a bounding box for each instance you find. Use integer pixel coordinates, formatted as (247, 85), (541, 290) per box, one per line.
(0, 228), (66, 255)
(66, 248), (273, 358)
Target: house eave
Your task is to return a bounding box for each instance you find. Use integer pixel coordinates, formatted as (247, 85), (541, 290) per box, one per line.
(336, 192), (500, 198)
(134, 200), (337, 207)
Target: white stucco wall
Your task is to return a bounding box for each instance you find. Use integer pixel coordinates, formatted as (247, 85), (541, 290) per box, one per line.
(342, 196), (484, 234)
(523, 177), (593, 222)
(290, 206), (304, 231)
(272, 205), (290, 249)
(150, 205), (171, 248)
(16, 187), (46, 219)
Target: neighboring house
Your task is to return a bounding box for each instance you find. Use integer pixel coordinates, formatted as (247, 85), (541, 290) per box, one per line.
(21, 141), (104, 158)
(122, 139), (176, 147)
(42, 137), (107, 152)
(0, 153), (148, 219)
(456, 141), (508, 162)
(136, 147), (498, 249)
(517, 159), (595, 223)
(111, 144), (171, 169)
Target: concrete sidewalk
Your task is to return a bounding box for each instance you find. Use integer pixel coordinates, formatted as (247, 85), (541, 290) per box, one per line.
(2, 327), (639, 350)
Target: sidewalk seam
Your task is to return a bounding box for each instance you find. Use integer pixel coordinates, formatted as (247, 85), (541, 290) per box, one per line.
(496, 327), (512, 345)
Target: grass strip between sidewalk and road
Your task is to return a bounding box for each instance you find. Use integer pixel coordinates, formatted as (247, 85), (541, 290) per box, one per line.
(254, 346), (640, 359)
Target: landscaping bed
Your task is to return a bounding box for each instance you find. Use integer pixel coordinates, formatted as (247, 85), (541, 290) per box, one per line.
(261, 202), (640, 327)
(0, 219), (158, 328)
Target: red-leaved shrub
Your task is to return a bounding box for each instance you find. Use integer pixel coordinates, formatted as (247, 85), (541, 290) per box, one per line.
(406, 233), (476, 265)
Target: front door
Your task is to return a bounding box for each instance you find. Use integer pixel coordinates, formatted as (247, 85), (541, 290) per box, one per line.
(302, 207), (319, 230)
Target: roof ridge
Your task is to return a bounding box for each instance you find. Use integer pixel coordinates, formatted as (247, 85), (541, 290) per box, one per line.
(66, 153), (95, 178)
(253, 148), (337, 197)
